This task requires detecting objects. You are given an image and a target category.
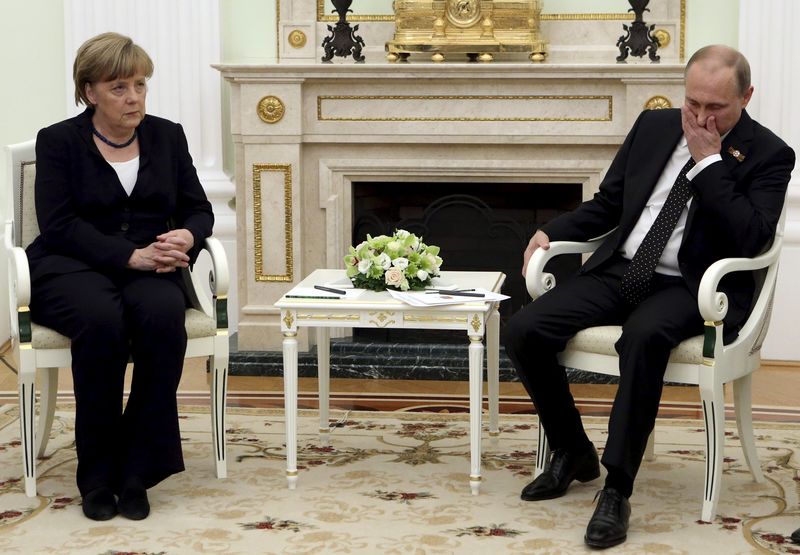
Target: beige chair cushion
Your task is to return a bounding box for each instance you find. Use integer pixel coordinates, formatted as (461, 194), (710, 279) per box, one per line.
(566, 325), (704, 365)
(31, 308), (216, 349)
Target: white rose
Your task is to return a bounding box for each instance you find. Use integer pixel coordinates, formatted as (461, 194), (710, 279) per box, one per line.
(395, 229), (410, 239)
(377, 252), (392, 270)
(416, 269), (429, 281)
(392, 257), (409, 270)
(357, 259), (372, 274)
(385, 267), (404, 287)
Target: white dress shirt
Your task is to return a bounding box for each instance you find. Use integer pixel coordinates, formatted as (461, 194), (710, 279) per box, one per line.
(619, 137), (722, 276)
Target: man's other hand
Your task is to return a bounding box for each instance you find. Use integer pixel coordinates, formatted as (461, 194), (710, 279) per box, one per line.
(522, 230), (550, 278)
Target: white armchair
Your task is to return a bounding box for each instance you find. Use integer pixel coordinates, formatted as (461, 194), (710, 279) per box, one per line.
(4, 139), (230, 497)
(525, 209), (785, 522)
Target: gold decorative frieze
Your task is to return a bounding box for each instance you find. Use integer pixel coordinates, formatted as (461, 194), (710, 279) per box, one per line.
(257, 96), (285, 124)
(653, 29), (671, 48)
(644, 95), (672, 110)
(252, 164), (293, 282)
(298, 313), (361, 321)
(368, 311), (397, 327)
(317, 95), (613, 122)
(288, 30), (307, 49)
(404, 315), (469, 324)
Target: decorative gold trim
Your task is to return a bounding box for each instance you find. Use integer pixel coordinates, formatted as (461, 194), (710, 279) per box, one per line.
(488, 431), (500, 437)
(469, 474), (482, 481)
(680, 0), (686, 62)
(644, 95), (672, 110)
(18, 306), (30, 312)
(368, 311), (397, 328)
(653, 29), (671, 48)
(286, 470), (298, 476)
(283, 331), (297, 338)
(283, 311), (295, 329)
(317, 95), (613, 122)
(252, 164), (293, 282)
(298, 313), (361, 321)
(470, 314), (482, 333)
(257, 95), (285, 124)
(288, 30), (307, 49)
(276, 0), (281, 59)
(404, 315), (468, 324)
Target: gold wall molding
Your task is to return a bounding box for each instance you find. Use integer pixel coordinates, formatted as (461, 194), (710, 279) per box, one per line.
(644, 95), (672, 110)
(288, 29), (307, 48)
(252, 164), (293, 282)
(317, 94), (613, 122)
(257, 95), (286, 124)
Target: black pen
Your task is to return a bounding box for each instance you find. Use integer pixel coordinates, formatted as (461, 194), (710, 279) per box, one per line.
(427, 290), (485, 298)
(314, 285), (347, 295)
(425, 288), (475, 293)
(286, 295), (342, 300)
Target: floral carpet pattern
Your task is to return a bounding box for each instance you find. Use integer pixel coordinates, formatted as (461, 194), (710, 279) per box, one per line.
(0, 403), (799, 554)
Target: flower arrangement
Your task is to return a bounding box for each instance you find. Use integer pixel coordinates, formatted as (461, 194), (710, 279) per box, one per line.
(344, 229), (443, 291)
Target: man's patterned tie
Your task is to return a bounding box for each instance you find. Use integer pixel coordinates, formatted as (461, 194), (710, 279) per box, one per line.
(619, 157), (696, 305)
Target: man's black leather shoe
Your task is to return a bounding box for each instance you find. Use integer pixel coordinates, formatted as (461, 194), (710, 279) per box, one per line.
(791, 527), (800, 544)
(520, 445), (600, 501)
(82, 487), (117, 521)
(584, 487), (631, 549)
(118, 485), (150, 520)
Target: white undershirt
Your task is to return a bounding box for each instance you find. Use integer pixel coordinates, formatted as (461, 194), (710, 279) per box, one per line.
(619, 137), (723, 276)
(108, 156), (140, 196)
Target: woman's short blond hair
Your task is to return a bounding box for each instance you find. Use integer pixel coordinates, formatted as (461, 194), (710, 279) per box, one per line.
(73, 32), (154, 106)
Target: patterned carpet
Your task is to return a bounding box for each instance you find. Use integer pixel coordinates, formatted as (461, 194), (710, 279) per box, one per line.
(1, 403), (799, 554)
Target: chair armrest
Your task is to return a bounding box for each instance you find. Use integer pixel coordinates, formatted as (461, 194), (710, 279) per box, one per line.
(697, 237), (782, 322)
(525, 238), (604, 299)
(203, 236), (229, 298)
(5, 220), (32, 342)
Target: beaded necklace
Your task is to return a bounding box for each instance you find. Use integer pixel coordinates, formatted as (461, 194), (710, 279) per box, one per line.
(91, 125), (137, 149)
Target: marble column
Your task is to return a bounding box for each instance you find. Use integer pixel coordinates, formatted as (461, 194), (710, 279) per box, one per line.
(739, 0), (800, 360)
(63, 0), (238, 330)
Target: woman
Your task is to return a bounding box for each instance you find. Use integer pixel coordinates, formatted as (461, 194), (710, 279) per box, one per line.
(26, 32), (214, 521)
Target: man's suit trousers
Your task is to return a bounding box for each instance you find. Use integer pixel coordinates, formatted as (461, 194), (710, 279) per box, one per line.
(504, 255), (704, 483)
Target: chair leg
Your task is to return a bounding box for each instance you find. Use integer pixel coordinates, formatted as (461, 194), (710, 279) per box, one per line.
(316, 327), (331, 441)
(699, 380), (726, 522)
(732, 374), (764, 483)
(644, 429), (656, 462)
(36, 367), (59, 458)
(17, 349), (37, 497)
(210, 346), (229, 479)
(486, 309), (500, 439)
(535, 421), (550, 478)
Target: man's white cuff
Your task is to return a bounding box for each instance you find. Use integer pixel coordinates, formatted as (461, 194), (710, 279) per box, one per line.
(687, 154), (722, 180)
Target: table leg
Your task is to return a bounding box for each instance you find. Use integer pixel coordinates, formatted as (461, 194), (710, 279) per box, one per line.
(487, 308), (500, 439)
(317, 327), (331, 442)
(468, 334), (484, 495)
(283, 332), (299, 489)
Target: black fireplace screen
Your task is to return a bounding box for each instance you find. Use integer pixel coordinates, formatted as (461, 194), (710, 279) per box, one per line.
(352, 181), (582, 343)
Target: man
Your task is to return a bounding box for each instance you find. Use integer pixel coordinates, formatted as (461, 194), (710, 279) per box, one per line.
(504, 45), (795, 549)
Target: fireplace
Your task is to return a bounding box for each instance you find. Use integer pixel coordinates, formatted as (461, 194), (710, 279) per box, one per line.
(351, 181), (582, 343)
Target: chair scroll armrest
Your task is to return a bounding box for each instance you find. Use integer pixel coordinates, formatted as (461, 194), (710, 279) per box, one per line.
(6, 224), (33, 342)
(203, 237), (230, 330)
(525, 238), (604, 299)
(696, 240), (782, 323)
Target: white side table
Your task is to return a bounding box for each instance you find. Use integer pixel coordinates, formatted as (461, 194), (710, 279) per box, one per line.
(275, 269), (506, 494)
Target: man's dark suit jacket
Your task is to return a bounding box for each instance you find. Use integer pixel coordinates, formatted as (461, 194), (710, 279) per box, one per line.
(26, 108), (214, 285)
(541, 108), (795, 338)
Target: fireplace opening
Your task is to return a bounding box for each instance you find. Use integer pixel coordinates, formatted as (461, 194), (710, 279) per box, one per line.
(351, 181), (583, 343)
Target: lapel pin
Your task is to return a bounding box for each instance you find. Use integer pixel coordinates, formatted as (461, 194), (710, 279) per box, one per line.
(727, 146), (745, 162)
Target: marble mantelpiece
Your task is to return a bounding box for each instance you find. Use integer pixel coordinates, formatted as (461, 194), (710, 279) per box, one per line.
(215, 62), (685, 351)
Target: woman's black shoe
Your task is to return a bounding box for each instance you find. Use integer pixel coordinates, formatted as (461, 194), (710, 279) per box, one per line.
(118, 486), (150, 520)
(82, 487), (117, 521)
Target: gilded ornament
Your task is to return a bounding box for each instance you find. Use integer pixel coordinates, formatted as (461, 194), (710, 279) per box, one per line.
(446, 0), (482, 28)
(288, 30), (307, 49)
(653, 29), (671, 48)
(283, 311), (295, 329)
(644, 95), (672, 110)
(257, 96), (285, 124)
(470, 314), (482, 333)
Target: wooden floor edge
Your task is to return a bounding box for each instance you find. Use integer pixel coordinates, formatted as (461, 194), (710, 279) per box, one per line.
(762, 359), (800, 368)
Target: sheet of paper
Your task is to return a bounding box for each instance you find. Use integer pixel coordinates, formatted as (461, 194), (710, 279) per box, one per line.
(387, 288), (509, 307)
